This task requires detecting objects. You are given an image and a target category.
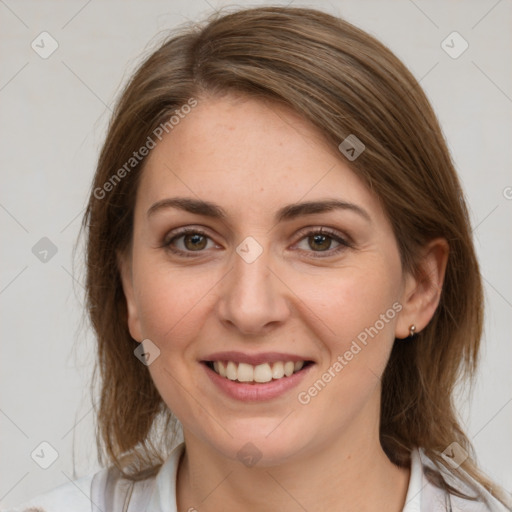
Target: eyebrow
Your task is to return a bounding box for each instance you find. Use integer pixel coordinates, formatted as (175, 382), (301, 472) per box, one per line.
(146, 197), (371, 223)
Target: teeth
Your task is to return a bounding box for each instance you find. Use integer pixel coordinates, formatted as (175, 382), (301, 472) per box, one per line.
(272, 361), (284, 379)
(284, 361), (294, 377)
(226, 361), (237, 380)
(254, 363), (272, 383)
(237, 363), (254, 382)
(211, 360), (307, 382)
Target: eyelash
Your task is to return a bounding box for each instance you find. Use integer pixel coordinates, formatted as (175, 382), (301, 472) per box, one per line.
(161, 227), (353, 259)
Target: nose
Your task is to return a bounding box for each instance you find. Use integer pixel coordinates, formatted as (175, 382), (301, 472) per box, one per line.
(215, 242), (291, 336)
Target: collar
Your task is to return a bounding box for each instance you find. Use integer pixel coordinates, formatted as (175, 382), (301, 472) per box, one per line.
(145, 442), (510, 511)
(147, 443), (427, 512)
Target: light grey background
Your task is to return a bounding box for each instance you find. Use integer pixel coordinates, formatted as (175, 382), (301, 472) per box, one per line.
(1, 0), (511, 507)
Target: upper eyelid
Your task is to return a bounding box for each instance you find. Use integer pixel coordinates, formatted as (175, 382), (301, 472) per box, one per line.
(164, 226), (351, 249)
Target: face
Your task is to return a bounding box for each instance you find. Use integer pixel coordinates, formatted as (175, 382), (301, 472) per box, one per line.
(119, 93), (416, 466)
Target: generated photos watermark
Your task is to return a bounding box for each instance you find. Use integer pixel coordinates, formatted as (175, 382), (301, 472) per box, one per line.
(297, 301), (403, 405)
(94, 97), (198, 200)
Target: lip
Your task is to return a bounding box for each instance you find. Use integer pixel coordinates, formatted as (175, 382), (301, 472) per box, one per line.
(201, 351), (313, 366)
(202, 360), (314, 402)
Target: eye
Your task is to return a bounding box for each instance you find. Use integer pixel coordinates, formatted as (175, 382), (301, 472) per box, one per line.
(162, 226), (353, 259)
(163, 228), (218, 257)
(294, 228), (352, 257)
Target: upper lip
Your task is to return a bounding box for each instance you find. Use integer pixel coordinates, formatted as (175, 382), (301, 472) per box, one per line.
(201, 351), (314, 366)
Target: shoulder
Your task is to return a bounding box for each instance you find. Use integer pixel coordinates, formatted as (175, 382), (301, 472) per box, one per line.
(1, 471), (99, 512)
(414, 448), (512, 511)
(2, 443), (185, 512)
(3, 467), (156, 512)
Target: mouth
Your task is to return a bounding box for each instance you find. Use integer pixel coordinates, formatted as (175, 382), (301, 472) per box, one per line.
(202, 360), (315, 384)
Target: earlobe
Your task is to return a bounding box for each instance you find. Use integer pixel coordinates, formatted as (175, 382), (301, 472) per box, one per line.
(117, 250), (143, 342)
(395, 238), (449, 339)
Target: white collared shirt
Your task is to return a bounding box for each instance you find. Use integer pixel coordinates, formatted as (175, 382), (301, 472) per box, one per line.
(4, 443), (510, 511)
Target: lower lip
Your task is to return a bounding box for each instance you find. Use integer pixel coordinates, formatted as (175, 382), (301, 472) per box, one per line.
(202, 363), (314, 402)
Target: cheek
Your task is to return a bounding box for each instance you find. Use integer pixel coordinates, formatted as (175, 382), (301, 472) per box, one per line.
(291, 261), (402, 414)
(133, 265), (216, 422)
(298, 264), (401, 348)
(293, 271), (401, 429)
(133, 259), (217, 346)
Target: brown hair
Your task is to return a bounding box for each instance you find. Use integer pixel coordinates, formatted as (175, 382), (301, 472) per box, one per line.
(81, 5), (509, 505)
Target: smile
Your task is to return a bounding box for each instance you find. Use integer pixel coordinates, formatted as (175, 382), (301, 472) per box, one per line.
(205, 360), (312, 383)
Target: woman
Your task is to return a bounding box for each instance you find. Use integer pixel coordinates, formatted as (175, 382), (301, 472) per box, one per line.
(8, 5), (511, 512)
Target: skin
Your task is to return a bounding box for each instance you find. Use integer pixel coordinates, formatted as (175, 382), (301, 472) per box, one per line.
(118, 93), (449, 511)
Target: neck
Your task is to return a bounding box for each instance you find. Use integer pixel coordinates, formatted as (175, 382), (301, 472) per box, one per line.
(176, 425), (410, 512)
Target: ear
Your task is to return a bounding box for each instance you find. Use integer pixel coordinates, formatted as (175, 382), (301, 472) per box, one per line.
(395, 237), (449, 339)
(117, 250), (143, 343)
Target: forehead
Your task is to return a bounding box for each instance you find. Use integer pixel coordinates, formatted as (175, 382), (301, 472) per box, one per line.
(137, 94), (380, 219)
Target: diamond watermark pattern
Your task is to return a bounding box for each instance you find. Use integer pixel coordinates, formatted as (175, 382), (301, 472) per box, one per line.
(31, 441), (59, 469)
(236, 236), (263, 264)
(441, 32), (469, 59)
(236, 442), (262, 468)
(32, 237), (58, 263)
(338, 134), (365, 161)
(31, 31), (59, 59)
(441, 441), (468, 469)
(134, 338), (161, 366)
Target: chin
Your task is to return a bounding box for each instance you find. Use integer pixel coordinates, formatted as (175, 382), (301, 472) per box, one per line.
(206, 421), (315, 468)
